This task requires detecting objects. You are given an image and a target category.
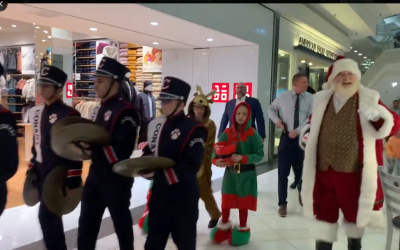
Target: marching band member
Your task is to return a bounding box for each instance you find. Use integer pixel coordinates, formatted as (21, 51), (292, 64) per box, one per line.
(76, 57), (139, 250)
(188, 86), (221, 228)
(27, 65), (83, 250)
(210, 102), (264, 246)
(0, 62), (18, 216)
(141, 77), (207, 250)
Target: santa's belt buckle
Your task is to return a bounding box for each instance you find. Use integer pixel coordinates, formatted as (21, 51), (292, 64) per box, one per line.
(233, 163), (241, 173)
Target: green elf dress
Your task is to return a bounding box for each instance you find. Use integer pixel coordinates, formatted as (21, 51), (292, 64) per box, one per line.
(210, 102), (264, 246)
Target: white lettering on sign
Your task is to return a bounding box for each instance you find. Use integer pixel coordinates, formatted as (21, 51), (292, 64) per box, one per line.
(212, 83), (229, 103)
(66, 82), (73, 98)
(189, 138), (205, 148)
(298, 36), (337, 60)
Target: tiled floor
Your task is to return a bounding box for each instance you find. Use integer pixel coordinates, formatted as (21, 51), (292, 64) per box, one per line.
(86, 169), (399, 250)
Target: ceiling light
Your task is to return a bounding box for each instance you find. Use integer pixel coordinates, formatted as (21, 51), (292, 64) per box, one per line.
(363, 56), (367, 59)
(34, 36), (36, 37)
(152, 42), (159, 45)
(33, 23), (35, 25)
(309, 62), (313, 66)
(354, 50), (358, 53)
(0, 27), (1, 30)
(371, 61), (374, 64)
(35, 26), (40, 29)
(350, 47), (352, 49)
(11, 25), (16, 27)
(150, 22), (159, 26)
(43, 30), (48, 33)
(280, 53), (285, 56)
(42, 40), (46, 42)
(393, 82), (398, 87)
(300, 60), (306, 63)
(90, 28), (97, 31)
(40, 53), (43, 55)
(358, 53), (362, 56)
(207, 38), (213, 41)
(48, 36), (51, 39)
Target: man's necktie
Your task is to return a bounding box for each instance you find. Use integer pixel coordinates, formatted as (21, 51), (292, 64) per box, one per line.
(294, 94), (300, 129)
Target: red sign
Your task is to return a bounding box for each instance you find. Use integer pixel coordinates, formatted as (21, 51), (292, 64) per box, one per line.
(66, 82), (73, 98)
(233, 82), (252, 99)
(212, 83), (229, 103)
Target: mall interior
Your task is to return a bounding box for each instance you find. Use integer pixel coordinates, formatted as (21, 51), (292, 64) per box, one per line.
(0, 3), (400, 250)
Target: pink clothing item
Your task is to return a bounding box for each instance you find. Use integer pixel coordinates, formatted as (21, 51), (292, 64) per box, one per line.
(120, 43), (128, 49)
(119, 48), (128, 53)
(119, 52), (128, 57)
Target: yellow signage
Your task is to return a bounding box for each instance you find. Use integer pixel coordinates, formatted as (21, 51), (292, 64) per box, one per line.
(298, 36), (337, 60)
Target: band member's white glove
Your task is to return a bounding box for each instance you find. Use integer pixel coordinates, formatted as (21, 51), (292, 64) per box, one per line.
(358, 103), (380, 121)
(302, 133), (309, 144)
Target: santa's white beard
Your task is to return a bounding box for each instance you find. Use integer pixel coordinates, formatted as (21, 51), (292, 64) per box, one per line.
(333, 80), (360, 98)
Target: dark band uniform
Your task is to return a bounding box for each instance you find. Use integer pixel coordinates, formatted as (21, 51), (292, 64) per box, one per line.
(143, 77), (207, 250)
(27, 66), (83, 250)
(78, 57), (139, 250)
(0, 62), (18, 216)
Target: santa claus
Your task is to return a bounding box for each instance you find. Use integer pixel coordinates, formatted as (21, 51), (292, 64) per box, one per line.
(300, 56), (400, 250)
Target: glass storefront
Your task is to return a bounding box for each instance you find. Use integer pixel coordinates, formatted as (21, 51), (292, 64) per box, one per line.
(273, 50), (292, 155)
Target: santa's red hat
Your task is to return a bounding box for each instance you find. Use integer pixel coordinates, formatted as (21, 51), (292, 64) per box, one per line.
(322, 56), (361, 90)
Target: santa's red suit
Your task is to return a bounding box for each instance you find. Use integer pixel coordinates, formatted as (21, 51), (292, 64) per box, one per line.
(299, 56), (400, 249)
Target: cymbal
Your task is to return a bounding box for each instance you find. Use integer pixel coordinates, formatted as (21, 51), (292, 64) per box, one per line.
(51, 117), (111, 161)
(42, 166), (83, 216)
(23, 171), (39, 207)
(113, 156), (175, 178)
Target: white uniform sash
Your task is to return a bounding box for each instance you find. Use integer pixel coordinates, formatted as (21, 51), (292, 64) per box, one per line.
(147, 116), (167, 156)
(91, 103), (101, 121)
(29, 105), (44, 163)
(147, 116), (178, 184)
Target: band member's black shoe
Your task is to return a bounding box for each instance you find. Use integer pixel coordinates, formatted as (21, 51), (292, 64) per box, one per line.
(208, 219), (219, 229)
(348, 238), (362, 250)
(316, 241), (333, 250)
(290, 181), (298, 189)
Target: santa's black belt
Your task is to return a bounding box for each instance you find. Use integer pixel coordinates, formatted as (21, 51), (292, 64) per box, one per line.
(227, 164), (255, 173)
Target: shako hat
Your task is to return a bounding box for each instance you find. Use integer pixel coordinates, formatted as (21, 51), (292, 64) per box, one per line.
(322, 56), (361, 90)
(158, 76), (191, 102)
(94, 57), (127, 83)
(37, 65), (68, 88)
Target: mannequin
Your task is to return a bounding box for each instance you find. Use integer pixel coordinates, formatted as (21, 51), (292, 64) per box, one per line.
(137, 80), (156, 143)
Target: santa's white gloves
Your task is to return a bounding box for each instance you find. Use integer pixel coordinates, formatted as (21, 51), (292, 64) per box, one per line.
(358, 103), (380, 122)
(302, 133), (309, 144)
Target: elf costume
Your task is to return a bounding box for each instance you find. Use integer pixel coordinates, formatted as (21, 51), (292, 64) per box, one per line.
(188, 86), (221, 228)
(210, 102), (264, 246)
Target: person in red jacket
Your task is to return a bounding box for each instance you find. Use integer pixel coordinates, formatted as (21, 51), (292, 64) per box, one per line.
(299, 56), (400, 250)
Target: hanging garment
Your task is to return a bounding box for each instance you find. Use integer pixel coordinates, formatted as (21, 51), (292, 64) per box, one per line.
(6, 52), (17, 73)
(17, 51), (22, 73)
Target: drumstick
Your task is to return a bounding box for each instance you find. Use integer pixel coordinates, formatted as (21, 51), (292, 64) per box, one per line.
(134, 126), (141, 150)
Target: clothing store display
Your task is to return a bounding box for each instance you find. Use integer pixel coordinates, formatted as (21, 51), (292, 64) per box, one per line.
(137, 81), (156, 143)
(75, 101), (99, 119)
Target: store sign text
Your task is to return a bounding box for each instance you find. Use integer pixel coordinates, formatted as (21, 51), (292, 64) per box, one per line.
(233, 82), (252, 98)
(66, 82), (73, 98)
(212, 83), (229, 103)
(298, 36), (337, 60)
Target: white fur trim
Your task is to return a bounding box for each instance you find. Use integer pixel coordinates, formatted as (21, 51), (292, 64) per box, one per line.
(367, 209), (386, 228)
(237, 225), (250, 230)
(301, 85), (393, 229)
(299, 124), (311, 150)
(342, 220), (365, 238)
(218, 220), (232, 230)
(322, 82), (332, 90)
(310, 220), (338, 243)
(328, 58), (361, 83)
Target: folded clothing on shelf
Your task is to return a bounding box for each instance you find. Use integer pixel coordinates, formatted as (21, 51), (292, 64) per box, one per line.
(120, 43), (128, 49)
(119, 48), (128, 53)
(8, 88), (16, 95)
(77, 41), (96, 49)
(127, 50), (137, 55)
(76, 59), (96, 65)
(120, 52), (128, 57)
(127, 43), (137, 48)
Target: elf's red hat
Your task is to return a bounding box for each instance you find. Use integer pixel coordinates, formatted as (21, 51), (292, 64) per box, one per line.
(322, 56), (361, 90)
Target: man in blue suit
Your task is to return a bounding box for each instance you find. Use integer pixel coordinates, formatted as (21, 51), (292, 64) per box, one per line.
(218, 82), (266, 141)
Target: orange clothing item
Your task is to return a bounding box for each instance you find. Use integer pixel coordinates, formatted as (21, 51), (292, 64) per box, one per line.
(386, 136), (400, 159)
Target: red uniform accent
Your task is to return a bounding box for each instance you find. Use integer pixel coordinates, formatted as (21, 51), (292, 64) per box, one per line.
(68, 169), (82, 177)
(103, 146), (118, 163)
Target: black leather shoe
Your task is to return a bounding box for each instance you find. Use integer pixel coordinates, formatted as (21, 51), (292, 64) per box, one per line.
(316, 241), (333, 250)
(208, 219), (219, 229)
(348, 238), (361, 250)
(290, 181), (298, 189)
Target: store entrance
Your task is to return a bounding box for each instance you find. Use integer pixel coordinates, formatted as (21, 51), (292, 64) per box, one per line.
(309, 68), (325, 91)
